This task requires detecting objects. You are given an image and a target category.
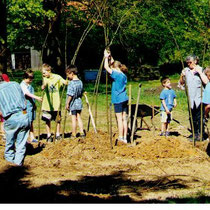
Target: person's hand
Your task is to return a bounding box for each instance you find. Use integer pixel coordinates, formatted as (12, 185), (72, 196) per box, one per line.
(37, 96), (42, 102)
(104, 49), (110, 58)
(41, 84), (46, 90)
(166, 109), (170, 114)
(181, 69), (186, 76)
(195, 66), (202, 75)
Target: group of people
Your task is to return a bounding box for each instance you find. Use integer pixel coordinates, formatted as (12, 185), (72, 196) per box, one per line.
(0, 51), (209, 166)
(0, 64), (85, 166)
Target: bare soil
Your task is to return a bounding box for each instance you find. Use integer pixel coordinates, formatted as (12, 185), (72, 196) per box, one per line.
(0, 123), (210, 203)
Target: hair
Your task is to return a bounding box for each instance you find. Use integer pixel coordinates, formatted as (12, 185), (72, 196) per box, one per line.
(160, 77), (170, 86)
(65, 64), (78, 75)
(185, 55), (199, 64)
(111, 61), (128, 74)
(204, 66), (210, 76)
(23, 70), (34, 79)
(42, 63), (52, 72)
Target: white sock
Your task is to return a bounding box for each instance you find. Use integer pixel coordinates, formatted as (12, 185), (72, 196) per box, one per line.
(56, 133), (60, 137)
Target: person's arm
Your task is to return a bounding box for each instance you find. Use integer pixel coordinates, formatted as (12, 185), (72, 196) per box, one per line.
(25, 92), (42, 102)
(161, 99), (170, 114)
(65, 95), (72, 110)
(179, 69), (186, 85)
(174, 98), (177, 108)
(104, 49), (112, 74)
(196, 66), (209, 85)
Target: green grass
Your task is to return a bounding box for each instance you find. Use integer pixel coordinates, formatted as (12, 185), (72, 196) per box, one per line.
(7, 70), (188, 113)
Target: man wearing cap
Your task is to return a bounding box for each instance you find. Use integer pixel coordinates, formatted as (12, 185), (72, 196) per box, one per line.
(0, 73), (30, 166)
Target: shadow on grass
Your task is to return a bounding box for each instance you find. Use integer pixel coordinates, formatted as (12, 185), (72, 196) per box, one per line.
(0, 167), (209, 203)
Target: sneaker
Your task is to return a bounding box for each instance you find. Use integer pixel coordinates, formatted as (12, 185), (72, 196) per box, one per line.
(32, 139), (38, 143)
(46, 136), (53, 143)
(160, 132), (165, 136)
(118, 137), (127, 144)
(165, 131), (170, 137)
(55, 135), (62, 141)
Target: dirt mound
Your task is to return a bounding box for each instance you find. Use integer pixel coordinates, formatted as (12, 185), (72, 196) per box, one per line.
(29, 131), (208, 167)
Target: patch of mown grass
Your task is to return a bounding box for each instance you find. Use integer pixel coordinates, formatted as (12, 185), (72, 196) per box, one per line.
(7, 70), (188, 113)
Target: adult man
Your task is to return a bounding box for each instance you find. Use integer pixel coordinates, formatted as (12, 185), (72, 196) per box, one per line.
(0, 73), (30, 166)
(180, 55), (209, 141)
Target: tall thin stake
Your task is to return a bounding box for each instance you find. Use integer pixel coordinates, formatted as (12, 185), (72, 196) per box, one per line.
(109, 103), (113, 149)
(128, 84), (132, 131)
(131, 84), (142, 145)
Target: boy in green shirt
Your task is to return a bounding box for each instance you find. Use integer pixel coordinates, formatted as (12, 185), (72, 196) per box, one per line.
(41, 63), (67, 142)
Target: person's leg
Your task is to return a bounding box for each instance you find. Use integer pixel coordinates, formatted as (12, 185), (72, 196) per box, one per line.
(160, 111), (166, 135)
(29, 122), (35, 140)
(46, 121), (51, 137)
(122, 111), (128, 140)
(4, 117), (17, 163)
(56, 122), (61, 137)
(14, 113), (30, 166)
(77, 112), (84, 135)
(116, 112), (123, 138)
(71, 114), (77, 136)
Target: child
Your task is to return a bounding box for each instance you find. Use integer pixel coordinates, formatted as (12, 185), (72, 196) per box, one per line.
(65, 65), (85, 138)
(0, 73), (10, 140)
(203, 67), (210, 120)
(160, 77), (177, 136)
(104, 49), (128, 143)
(20, 70), (42, 143)
(41, 63), (67, 142)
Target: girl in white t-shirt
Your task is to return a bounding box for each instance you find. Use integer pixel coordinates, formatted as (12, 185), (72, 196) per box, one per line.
(20, 70), (42, 143)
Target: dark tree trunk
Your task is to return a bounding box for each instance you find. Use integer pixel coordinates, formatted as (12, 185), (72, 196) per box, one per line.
(0, 0), (7, 73)
(42, 0), (65, 76)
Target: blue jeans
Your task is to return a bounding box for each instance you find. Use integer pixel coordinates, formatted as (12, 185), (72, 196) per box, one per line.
(4, 111), (30, 166)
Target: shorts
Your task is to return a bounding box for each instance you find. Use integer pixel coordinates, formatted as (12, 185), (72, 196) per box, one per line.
(160, 111), (172, 123)
(69, 110), (82, 115)
(114, 101), (128, 113)
(41, 111), (61, 122)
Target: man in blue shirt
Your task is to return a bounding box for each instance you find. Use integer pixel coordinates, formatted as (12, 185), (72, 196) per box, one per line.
(0, 73), (30, 166)
(160, 77), (177, 136)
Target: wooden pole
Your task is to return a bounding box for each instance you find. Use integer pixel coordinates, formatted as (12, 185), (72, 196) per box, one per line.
(131, 84), (142, 145)
(128, 84), (132, 131)
(38, 90), (45, 142)
(109, 103), (113, 149)
(84, 92), (97, 133)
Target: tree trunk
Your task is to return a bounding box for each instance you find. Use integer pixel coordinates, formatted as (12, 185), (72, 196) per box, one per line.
(42, 0), (64, 75)
(0, 0), (7, 73)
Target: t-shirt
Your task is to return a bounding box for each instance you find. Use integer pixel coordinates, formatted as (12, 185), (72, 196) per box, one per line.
(160, 89), (176, 111)
(110, 70), (128, 104)
(202, 82), (210, 105)
(42, 73), (66, 111)
(67, 79), (83, 111)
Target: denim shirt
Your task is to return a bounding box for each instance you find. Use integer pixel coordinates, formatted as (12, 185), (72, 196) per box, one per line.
(184, 66), (203, 109)
(0, 82), (26, 118)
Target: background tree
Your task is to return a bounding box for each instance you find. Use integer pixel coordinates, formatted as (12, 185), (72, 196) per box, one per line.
(0, 0), (7, 73)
